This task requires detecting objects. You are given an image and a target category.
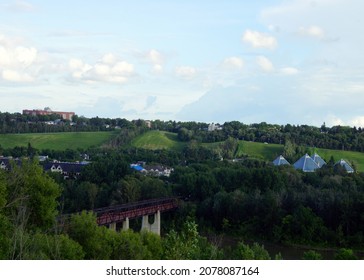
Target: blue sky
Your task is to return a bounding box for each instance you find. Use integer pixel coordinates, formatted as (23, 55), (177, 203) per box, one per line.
(1, 0), (364, 127)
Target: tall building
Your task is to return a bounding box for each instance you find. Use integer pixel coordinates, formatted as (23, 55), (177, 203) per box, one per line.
(22, 107), (75, 121)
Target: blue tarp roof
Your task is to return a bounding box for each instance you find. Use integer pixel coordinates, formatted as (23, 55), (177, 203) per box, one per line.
(131, 165), (145, 171)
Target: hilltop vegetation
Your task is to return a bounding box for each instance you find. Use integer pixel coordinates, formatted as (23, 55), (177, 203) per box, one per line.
(131, 130), (186, 151)
(0, 131), (118, 151)
(130, 130), (364, 172)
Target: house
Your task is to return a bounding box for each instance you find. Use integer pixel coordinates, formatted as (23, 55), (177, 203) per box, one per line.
(0, 157), (21, 170)
(335, 159), (355, 173)
(208, 123), (223, 132)
(272, 155), (290, 166)
(38, 155), (49, 162)
(144, 165), (174, 177)
(293, 154), (320, 172)
(43, 161), (89, 179)
(0, 157), (9, 170)
(130, 162), (173, 177)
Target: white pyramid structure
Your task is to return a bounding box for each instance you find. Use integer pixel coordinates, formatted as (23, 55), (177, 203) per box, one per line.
(311, 153), (326, 168)
(273, 155), (290, 166)
(293, 154), (320, 172)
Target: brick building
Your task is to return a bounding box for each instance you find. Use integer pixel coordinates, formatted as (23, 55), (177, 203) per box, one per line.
(22, 107), (75, 121)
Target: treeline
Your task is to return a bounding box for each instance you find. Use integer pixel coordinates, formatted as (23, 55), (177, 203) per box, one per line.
(150, 120), (364, 153)
(0, 111), (134, 133)
(3, 110), (364, 153)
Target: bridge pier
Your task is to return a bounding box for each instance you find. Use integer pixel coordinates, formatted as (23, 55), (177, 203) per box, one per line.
(109, 222), (117, 231)
(122, 217), (129, 231)
(141, 210), (160, 235)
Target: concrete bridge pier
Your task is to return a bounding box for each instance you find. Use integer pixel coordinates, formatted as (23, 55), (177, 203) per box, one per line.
(109, 222), (117, 231)
(141, 210), (160, 235)
(122, 217), (129, 231)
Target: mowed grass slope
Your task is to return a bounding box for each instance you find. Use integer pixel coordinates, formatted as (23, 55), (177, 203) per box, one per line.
(235, 141), (283, 160)
(0, 131), (118, 151)
(131, 130), (186, 151)
(307, 147), (364, 173)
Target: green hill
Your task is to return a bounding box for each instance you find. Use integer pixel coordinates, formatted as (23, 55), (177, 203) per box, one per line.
(0, 131), (118, 151)
(131, 130), (186, 151)
(307, 147), (364, 173)
(235, 141), (283, 160)
(130, 130), (364, 172)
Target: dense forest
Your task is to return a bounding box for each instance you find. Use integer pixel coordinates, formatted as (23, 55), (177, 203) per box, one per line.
(1, 115), (364, 260)
(1, 155), (362, 260)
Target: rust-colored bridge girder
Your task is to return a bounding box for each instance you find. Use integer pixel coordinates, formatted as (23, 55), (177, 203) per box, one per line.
(94, 197), (179, 226)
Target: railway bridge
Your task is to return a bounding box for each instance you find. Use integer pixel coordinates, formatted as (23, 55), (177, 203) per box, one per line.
(93, 197), (179, 235)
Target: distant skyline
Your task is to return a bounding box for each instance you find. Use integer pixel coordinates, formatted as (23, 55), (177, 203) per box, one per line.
(1, 0), (364, 127)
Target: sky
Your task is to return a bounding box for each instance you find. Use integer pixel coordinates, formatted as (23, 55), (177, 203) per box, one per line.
(1, 0), (364, 127)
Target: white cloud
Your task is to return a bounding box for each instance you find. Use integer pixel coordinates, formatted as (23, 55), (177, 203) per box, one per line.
(222, 57), (244, 70)
(152, 64), (163, 74)
(256, 56), (274, 72)
(281, 67), (299, 75)
(326, 115), (345, 127)
(0, 45), (37, 68)
(112, 61), (134, 75)
(175, 66), (197, 79)
(147, 49), (163, 65)
(350, 116), (364, 128)
(144, 49), (164, 74)
(299, 25), (325, 39)
(68, 55), (134, 83)
(242, 30), (277, 49)
(2, 69), (33, 82)
(101, 53), (117, 65)
(68, 58), (92, 79)
(0, 34), (38, 82)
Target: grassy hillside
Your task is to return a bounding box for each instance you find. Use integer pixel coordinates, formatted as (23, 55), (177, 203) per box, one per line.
(130, 130), (364, 172)
(0, 131), (118, 151)
(235, 141), (283, 160)
(131, 130), (186, 151)
(307, 147), (364, 173)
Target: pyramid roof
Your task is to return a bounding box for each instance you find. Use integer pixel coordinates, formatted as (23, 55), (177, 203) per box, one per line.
(311, 153), (326, 168)
(273, 155), (290, 166)
(335, 159), (354, 173)
(293, 154), (320, 172)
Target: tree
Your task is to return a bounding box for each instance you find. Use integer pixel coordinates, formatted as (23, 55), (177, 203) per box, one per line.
(108, 230), (162, 260)
(5, 159), (61, 230)
(67, 211), (112, 260)
(178, 127), (193, 141)
(302, 250), (322, 260)
(163, 220), (200, 260)
(233, 241), (271, 260)
(283, 139), (296, 162)
(23, 233), (85, 260)
(334, 248), (358, 260)
(0, 214), (11, 259)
